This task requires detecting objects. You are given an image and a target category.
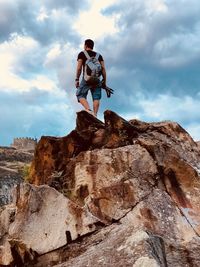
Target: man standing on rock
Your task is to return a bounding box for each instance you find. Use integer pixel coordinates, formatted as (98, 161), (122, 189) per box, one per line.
(75, 39), (107, 117)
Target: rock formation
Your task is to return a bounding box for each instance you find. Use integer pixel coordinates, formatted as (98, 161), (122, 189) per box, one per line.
(1, 110), (200, 267)
(0, 147), (34, 206)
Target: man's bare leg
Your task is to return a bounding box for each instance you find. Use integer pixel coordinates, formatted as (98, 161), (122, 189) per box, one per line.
(93, 100), (100, 117)
(79, 98), (90, 111)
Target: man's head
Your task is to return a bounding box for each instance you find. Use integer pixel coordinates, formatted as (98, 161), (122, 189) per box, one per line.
(84, 39), (94, 50)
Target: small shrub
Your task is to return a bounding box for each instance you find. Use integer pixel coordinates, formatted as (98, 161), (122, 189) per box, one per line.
(22, 164), (31, 182)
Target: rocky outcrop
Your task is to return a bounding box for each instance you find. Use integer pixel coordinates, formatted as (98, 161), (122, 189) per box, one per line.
(1, 110), (200, 267)
(29, 110), (138, 185)
(0, 147), (34, 206)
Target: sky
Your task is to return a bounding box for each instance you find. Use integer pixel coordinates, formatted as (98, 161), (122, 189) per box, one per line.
(0, 0), (200, 146)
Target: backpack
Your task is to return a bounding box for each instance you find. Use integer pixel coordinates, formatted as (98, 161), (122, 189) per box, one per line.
(83, 50), (102, 86)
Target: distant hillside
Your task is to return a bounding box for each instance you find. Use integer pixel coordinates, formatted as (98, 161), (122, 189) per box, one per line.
(0, 146), (34, 206)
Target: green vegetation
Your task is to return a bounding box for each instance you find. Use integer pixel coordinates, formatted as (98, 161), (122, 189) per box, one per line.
(22, 164), (31, 182)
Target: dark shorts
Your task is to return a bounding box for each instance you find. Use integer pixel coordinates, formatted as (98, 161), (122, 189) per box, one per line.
(76, 79), (102, 102)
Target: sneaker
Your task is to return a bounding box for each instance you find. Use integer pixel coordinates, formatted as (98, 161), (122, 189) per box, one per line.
(86, 109), (96, 117)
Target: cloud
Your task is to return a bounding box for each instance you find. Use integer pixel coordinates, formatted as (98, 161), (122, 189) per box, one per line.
(0, 0), (88, 44)
(97, 0), (200, 115)
(42, 0), (89, 11)
(0, 34), (57, 93)
(73, 0), (119, 40)
(0, 32), (77, 145)
(101, 0), (200, 68)
(138, 94), (200, 122)
(0, 89), (76, 146)
(0, 0), (18, 41)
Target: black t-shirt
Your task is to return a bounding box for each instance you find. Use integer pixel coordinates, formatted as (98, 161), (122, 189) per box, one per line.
(77, 50), (103, 74)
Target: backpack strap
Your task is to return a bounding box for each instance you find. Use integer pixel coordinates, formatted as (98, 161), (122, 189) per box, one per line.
(83, 50), (91, 59)
(83, 50), (100, 60)
(95, 53), (99, 59)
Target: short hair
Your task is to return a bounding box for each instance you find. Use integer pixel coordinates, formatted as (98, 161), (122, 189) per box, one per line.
(85, 39), (94, 49)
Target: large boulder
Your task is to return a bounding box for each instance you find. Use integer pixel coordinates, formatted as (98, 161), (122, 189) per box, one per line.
(8, 183), (98, 257)
(1, 110), (200, 266)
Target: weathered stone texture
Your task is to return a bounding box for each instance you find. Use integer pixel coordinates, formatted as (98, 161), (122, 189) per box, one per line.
(1, 110), (200, 267)
(8, 183), (98, 255)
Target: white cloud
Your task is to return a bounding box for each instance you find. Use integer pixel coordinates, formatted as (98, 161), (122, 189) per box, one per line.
(139, 94), (200, 121)
(0, 33), (38, 70)
(0, 33), (57, 92)
(154, 30), (200, 68)
(146, 0), (168, 14)
(44, 42), (77, 91)
(30, 75), (56, 92)
(0, 72), (57, 93)
(45, 43), (62, 65)
(36, 6), (49, 22)
(73, 0), (119, 40)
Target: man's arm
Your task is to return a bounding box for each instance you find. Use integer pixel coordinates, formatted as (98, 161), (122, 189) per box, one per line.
(75, 59), (83, 88)
(100, 61), (107, 85)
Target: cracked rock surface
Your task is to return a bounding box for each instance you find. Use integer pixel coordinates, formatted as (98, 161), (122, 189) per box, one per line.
(1, 110), (200, 267)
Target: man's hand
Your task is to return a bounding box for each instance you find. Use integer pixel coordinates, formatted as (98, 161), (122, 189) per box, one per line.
(105, 86), (114, 97)
(100, 79), (114, 98)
